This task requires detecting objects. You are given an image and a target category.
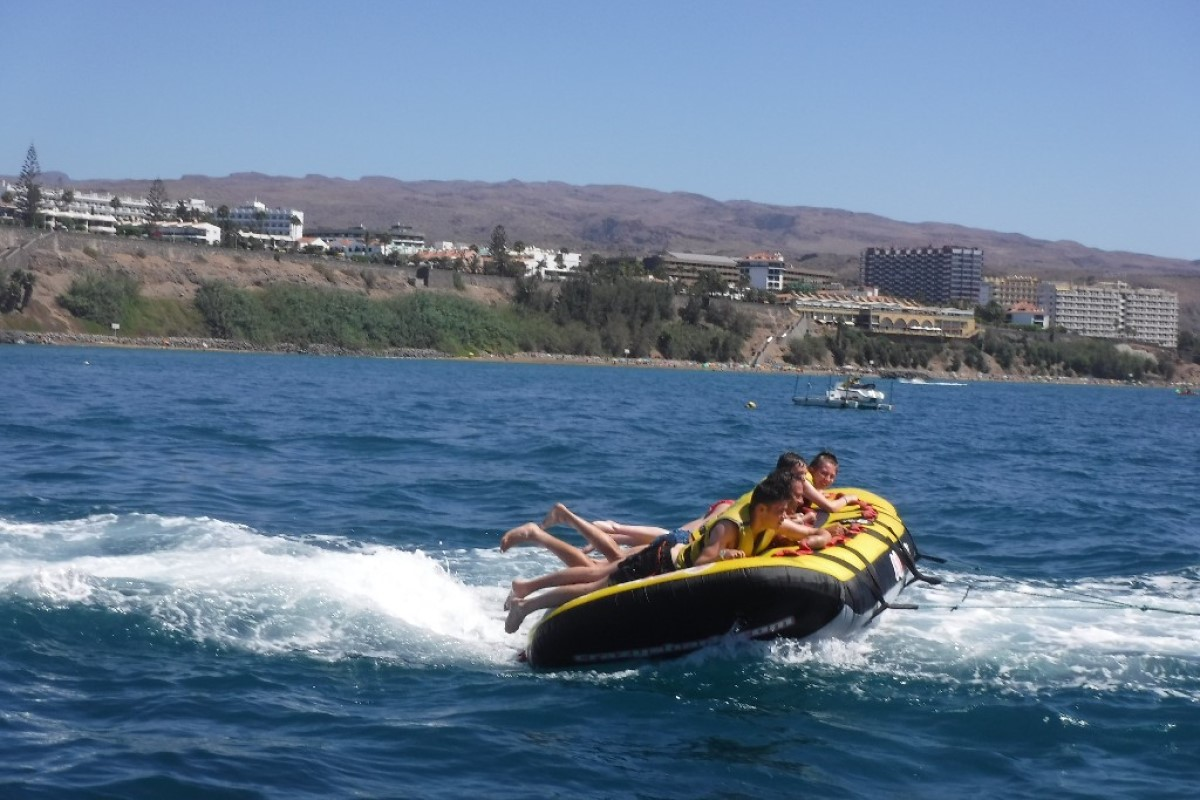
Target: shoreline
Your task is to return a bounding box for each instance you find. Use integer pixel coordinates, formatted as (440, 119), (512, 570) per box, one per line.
(1, 329), (1182, 388)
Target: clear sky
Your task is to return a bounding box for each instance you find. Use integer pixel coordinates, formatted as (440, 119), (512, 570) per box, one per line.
(4, 0), (1197, 260)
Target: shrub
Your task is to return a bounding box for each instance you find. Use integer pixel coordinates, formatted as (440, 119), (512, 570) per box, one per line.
(0, 269), (36, 313)
(194, 281), (270, 341)
(57, 272), (142, 324)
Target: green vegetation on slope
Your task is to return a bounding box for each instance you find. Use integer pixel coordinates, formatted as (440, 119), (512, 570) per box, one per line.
(784, 324), (1175, 381)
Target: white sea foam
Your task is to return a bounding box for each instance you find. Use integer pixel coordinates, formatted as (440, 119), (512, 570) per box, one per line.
(0, 513), (521, 667)
(845, 568), (1200, 698)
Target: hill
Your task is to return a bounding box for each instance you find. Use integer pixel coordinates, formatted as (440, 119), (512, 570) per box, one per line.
(2, 229), (1197, 385)
(7, 172), (1200, 330)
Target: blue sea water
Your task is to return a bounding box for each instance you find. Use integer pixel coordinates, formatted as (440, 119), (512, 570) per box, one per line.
(2, 345), (1198, 799)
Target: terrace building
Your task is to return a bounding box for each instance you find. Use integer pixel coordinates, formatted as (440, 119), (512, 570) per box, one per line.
(655, 252), (741, 288)
(0, 181), (209, 231)
(790, 291), (978, 339)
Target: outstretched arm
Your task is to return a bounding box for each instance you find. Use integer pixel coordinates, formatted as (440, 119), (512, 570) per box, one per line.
(691, 519), (745, 567)
(775, 516), (832, 549)
(802, 481), (859, 513)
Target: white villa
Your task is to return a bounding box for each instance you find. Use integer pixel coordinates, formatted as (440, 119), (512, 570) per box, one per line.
(516, 246), (581, 280)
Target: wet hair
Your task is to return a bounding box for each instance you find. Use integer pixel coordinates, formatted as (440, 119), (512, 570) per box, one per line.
(751, 471), (793, 510)
(774, 451), (807, 474)
(810, 451), (839, 471)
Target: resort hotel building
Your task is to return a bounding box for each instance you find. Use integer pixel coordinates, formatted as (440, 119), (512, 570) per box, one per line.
(226, 200), (304, 245)
(1038, 280), (1179, 348)
(860, 246), (983, 305)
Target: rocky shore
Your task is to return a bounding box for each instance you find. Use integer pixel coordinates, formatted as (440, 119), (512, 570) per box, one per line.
(0, 330), (445, 359)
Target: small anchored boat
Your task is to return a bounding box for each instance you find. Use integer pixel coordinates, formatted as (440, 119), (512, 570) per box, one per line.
(793, 375), (893, 411)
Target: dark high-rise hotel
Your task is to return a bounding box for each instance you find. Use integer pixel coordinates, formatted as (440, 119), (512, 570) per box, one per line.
(860, 246), (983, 305)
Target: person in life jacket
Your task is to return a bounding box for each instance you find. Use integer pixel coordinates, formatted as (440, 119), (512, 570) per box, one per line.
(719, 452), (837, 551)
(503, 473), (793, 634)
(795, 450), (867, 515)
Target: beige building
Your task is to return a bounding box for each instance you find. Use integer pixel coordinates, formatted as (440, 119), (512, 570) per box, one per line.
(981, 275), (1040, 307)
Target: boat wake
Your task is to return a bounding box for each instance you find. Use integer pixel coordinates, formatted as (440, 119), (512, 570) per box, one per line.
(0, 513), (518, 668)
(821, 567), (1200, 699)
(4, 514), (1198, 696)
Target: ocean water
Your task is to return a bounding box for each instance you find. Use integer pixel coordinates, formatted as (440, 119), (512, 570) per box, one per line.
(1, 345), (1198, 799)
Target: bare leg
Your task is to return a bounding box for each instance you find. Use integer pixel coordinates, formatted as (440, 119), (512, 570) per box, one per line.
(500, 522), (592, 567)
(511, 559), (620, 599)
(505, 577), (611, 633)
(542, 503), (625, 561)
(591, 520), (671, 546)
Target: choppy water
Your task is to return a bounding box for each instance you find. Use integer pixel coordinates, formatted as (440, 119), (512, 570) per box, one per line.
(2, 345), (1197, 799)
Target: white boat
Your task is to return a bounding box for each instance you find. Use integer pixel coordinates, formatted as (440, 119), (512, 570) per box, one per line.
(793, 376), (893, 411)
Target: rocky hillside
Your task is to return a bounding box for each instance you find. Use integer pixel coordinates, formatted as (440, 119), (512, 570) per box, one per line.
(3, 228), (1196, 386)
(15, 172), (1196, 330)
(0, 230), (506, 333)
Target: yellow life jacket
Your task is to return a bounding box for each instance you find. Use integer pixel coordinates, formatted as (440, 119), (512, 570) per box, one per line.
(733, 503), (780, 557)
(674, 493), (777, 568)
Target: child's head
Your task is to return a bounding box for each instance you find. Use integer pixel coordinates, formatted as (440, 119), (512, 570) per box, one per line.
(774, 451), (808, 481)
(750, 471), (793, 529)
(809, 451), (839, 489)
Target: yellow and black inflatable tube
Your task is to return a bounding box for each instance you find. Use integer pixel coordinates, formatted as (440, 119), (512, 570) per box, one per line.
(525, 488), (918, 669)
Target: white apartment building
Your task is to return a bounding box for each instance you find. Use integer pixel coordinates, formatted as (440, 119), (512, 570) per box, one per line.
(1120, 285), (1179, 348)
(739, 252), (787, 291)
(517, 246), (581, 280)
(227, 200), (304, 242)
(1, 181), (209, 231)
(1038, 280), (1178, 348)
(387, 224), (425, 255)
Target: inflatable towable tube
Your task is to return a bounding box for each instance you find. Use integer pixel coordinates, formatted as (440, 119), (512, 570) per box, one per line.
(524, 488), (925, 669)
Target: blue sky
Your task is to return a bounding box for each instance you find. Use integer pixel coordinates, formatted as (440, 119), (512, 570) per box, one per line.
(4, 0), (1197, 260)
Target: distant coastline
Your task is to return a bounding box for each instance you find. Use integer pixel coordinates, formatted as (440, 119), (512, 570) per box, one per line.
(2, 330), (1178, 387)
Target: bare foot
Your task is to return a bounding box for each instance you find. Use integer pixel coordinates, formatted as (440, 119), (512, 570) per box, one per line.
(541, 502), (570, 529)
(510, 578), (533, 600)
(505, 598), (529, 633)
(500, 523), (540, 552)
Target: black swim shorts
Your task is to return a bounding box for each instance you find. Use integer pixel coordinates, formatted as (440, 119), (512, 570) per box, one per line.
(610, 534), (675, 586)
